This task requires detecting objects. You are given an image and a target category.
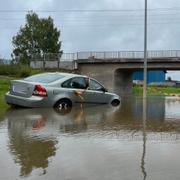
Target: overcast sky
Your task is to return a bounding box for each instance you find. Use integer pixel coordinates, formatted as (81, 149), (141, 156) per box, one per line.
(0, 0), (180, 80)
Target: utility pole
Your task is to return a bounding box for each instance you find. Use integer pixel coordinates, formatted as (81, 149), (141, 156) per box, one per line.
(142, 2), (148, 179)
(143, 0), (148, 99)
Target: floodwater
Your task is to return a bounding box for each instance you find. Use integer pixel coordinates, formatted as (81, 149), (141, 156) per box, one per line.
(0, 96), (180, 180)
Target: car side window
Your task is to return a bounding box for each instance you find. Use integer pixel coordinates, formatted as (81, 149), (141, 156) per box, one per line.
(62, 77), (87, 89)
(89, 79), (105, 91)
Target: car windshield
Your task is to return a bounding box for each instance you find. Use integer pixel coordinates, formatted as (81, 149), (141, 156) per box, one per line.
(24, 73), (64, 83)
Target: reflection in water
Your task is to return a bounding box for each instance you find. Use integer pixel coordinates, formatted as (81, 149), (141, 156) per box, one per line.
(165, 98), (180, 120)
(141, 98), (147, 180)
(8, 136), (56, 176)
(7, 111), (57, 177)
(3, 96), (180, 179)
(58, 107), (88, 133)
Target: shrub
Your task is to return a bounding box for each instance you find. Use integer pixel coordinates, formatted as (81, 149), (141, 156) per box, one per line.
(0, 64), (31, 77)
(18, 65), (31, 77)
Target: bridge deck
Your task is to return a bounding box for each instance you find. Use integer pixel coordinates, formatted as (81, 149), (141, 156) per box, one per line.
(76, 57), (180, 63)
(76, 51), (180, 70)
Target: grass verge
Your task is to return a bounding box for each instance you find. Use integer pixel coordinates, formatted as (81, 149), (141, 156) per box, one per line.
(0, 76), (15, 119)
(133, 85), (180, 95)
(0, 64), (75, 78)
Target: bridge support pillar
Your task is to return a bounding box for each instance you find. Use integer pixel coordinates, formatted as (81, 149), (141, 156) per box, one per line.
(78, 64), (114, 92)
(114, 69), (133, 95)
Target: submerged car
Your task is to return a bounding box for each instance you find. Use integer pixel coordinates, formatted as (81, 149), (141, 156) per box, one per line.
(5, 72), (120, 109)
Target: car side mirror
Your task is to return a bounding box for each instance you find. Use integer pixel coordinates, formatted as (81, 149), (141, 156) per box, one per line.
(101, 87), (108, 93)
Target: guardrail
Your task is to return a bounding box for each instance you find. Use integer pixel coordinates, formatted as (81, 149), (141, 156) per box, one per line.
(0, 59), (11, 64)
(76, 50), (180, 60)
(30, 50), (180, 62)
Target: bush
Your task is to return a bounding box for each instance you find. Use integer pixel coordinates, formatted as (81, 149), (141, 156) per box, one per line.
(0, 64), (31, 77)
(0, 63), (73, 78)
(18, 65), (31, 77)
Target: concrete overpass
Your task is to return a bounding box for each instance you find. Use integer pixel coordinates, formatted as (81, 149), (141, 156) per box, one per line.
(75, 50), (180, 95)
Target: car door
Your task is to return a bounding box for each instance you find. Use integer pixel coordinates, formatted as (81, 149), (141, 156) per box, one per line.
(61, 77), (88, 103)
(85, 79), (111, 104)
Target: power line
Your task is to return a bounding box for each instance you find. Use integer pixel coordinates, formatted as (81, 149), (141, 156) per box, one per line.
(1, 7), (180, 29)
(1, 20), (180, 30)
(1, 11), (180, 23)
(1, 7), (180, 13)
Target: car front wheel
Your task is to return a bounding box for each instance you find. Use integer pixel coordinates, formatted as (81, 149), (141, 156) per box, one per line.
(111, 99), (120, 106)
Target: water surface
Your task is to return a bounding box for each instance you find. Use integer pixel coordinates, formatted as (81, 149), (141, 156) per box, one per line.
(0, 96), (180, 180)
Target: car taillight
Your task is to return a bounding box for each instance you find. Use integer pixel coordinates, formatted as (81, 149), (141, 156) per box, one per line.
(32, 85), (47, 97)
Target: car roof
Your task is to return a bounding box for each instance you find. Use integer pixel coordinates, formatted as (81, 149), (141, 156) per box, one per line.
(20, 72), (89, 85)
(44, 72), (86, 77)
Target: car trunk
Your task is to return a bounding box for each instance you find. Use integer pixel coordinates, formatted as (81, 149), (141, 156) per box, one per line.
(9, 80), (35, 98)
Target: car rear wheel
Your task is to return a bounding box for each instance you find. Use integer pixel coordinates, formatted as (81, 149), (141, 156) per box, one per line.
(54, 99), (72, 110)
(111, 99), (120, 106)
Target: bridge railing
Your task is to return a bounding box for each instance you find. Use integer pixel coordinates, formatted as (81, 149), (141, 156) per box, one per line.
(0, 59), (11, 64)
(75, 50), (180, 60)
(148, 50), (180, 58)
(30, 50), (180, 62)
(61, 53), (77, 61)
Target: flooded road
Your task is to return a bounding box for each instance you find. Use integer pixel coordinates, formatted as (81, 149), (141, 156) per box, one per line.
(0, 96), (180, 180)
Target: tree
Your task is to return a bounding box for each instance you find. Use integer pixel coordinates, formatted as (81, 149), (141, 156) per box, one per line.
(167, 76), (172, 81)
(12, 12), (62, 65)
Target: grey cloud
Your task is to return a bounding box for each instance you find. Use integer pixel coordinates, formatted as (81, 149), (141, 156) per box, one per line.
(0, 0), (180, 79)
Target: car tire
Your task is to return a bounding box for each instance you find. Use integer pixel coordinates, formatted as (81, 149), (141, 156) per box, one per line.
(111, 99), (120, 106)
(54, 99), (72, 111)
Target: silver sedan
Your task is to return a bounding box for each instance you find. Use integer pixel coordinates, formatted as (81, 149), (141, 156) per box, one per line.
(5, 72), (120, 109)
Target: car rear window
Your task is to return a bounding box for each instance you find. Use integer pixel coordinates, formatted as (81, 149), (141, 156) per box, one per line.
(24, 73), (64, 83)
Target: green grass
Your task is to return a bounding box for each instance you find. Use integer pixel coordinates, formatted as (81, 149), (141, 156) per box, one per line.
(133, 85), (180, 95)
(0, 76), (15, 119)
(0, 76), (15, 108)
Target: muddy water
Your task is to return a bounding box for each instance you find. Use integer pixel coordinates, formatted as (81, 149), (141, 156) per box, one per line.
(0, 96), (180, 180)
